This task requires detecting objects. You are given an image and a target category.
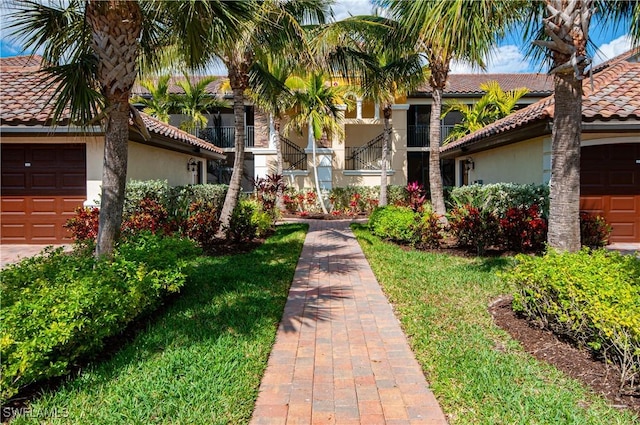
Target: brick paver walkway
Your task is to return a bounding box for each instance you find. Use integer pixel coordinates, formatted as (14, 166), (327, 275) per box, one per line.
(250, 220), (447, 425)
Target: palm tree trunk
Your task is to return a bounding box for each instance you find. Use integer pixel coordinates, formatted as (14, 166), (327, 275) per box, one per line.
(218, 83), (246, 235)
(429, 87), (446, 217)
(273, 115), (285, 212)
(309, 119), (328, 214)
(547, 73), (582, 252)
(379, 105), (392, 207)
(86, 0), (142, 258)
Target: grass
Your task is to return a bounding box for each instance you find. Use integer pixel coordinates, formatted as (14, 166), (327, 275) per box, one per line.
(9, 223), (307, 425)
(352, 224), (638, 425)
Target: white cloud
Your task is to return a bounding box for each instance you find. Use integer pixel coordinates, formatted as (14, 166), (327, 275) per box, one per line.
(593, 34), (632, 66)
(450, 45), (532, 74)
(331, 0), (375, 21)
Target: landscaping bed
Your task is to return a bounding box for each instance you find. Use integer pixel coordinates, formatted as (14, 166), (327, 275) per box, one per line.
(490, 296), (640, 414)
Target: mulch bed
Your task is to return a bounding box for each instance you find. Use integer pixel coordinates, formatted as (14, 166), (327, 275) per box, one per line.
(489, 296), (640, 416)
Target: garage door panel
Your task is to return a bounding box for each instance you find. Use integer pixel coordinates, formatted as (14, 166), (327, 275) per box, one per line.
(1, 198), (27, 214)
(62, 198), (84, 213)
(30, 173), (59, 191)
(2, 173), (27, 190)
(0, 224), (28, 242)
(609, 196), (636, 212)
(31, 224), (57, 239)
(579, 196), (605, 211)
(610, 222), (636, 239)
(609, 171), (636, 187)
(30, 197), (57, 213)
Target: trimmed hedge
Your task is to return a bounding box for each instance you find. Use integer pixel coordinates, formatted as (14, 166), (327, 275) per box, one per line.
(507, 249), (640, 391)
(0, 233), (201, 402)
(449, 183), (549, 217)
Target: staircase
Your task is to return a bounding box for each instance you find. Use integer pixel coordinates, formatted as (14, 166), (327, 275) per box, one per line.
(281, 136), (307, 170)
(345, 133), (385, 170)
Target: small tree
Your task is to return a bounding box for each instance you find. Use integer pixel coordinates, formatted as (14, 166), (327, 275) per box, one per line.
(442, 81), (529, 144)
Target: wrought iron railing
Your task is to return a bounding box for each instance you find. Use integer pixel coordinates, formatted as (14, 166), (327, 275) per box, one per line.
(199, 125), (255, 149)
(345, 133), (385, 170)
(407, 125), (454, 147)
(281, 136), (307, 170)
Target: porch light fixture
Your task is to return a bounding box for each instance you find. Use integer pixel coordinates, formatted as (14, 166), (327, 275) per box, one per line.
(187, 158), (198, 172)
(465, 157), (474, 171)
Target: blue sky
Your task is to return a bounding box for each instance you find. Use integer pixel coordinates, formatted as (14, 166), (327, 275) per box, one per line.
(1, 0), (634, 73)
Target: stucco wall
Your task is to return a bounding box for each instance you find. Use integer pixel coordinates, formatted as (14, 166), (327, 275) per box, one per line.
(456, 137), (545, 186)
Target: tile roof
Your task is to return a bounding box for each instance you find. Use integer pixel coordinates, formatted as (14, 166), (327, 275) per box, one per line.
(414, 73), (554, 96)
(441, 60), (640, 154)
(0, 56), (223, 155)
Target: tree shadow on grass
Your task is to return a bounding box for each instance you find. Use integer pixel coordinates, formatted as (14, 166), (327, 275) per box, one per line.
(2, 223), (312, 418)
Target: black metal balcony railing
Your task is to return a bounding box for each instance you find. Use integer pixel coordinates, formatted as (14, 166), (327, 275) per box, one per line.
(281, 136), (307, 170)
(407, 125), (454, 147)
(199, 125), (255, 149)
(345, 133), (385, 170)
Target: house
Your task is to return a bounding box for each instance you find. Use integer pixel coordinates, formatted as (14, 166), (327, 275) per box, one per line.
(131, 73), (553, 192)
(440, 50), (640, 244)
(0, 56), (225, 244)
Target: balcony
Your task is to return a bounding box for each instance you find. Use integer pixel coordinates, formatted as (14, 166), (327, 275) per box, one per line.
(407, 125), (454, 147)
(199, 126), (255, 149)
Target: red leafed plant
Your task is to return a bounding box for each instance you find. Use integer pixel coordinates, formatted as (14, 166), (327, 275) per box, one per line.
(122, 198), (173, 236)
(499, 204), (547, 253)
(64, 206), (100, 241)
(182, 201), (220, 249)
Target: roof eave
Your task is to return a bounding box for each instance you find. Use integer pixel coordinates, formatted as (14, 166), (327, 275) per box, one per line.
(440, 120), (550, 159)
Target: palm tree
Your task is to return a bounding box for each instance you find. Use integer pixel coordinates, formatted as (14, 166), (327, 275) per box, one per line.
(442, 81), (529, 144)
(381, 0), (523, 217)
(8, 0), (250, 257)
(284, 72), (351, 214)
(213, 0), (330, 236)
(523, 0), (639, 252)
(173, 74), (229, 136)
(355, 21), (426, 207)
(132, 75), (173, 123)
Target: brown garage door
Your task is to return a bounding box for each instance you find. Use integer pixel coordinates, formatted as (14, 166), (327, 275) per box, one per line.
(581, 143), (640, 243)
(1, 143), (86, 244)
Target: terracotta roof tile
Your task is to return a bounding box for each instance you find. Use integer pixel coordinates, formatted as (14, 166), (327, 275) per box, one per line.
(415, 73), (554, 96)
(441, 60), (640, 153)
(0, 56), (222, 155)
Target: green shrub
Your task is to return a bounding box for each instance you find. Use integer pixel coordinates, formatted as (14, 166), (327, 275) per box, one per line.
(0, 234), (200, 402)
(124, 180), (169, 216)
(507, 249), (640, 391)
(449, 183), (549, 217)
(368, 206), (418, 244)
(252, 208), (275, 238)
(167, 184), (228, 222)
(227, 199), (259, 242)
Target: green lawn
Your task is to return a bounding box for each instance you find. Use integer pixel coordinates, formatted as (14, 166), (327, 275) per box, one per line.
(352, 224), (638, 425)
(9, 223), (307, 425)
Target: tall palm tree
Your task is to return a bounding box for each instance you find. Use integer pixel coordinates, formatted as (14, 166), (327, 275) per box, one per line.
(9, 0), (250, 257)
(354, 19), (426, 207)
(381, 0), (523, 217)
(174, 74), (229, 135)
(442, 81), (529, 144)
(523, 0), (639, 251)
(132, 75), (173, 123)
(213, 0), (330, 236)
(284, 72), (351, 214)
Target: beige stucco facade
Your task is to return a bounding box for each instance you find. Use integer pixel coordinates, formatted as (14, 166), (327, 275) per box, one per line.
(453, 137), (547, 186)
(2, 133), (212, 206)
